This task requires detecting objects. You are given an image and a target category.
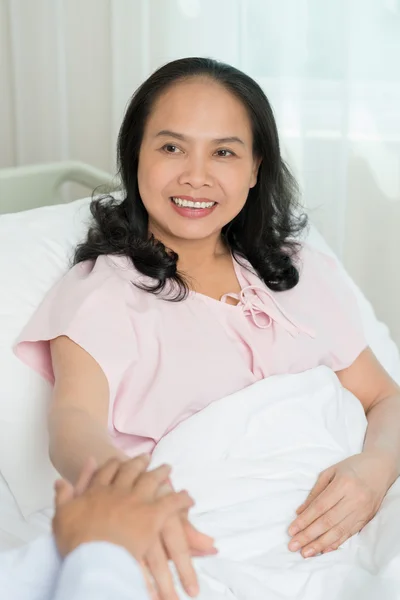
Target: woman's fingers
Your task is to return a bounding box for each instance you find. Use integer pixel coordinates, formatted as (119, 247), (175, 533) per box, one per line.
(89, 458), (123, 488)
(296, 468), (335, 515)
(146, 539), (179, 600)
(155, 491), (194, 519)
(155, 502), (217, 557)
(133, 465), (172, 500)
(140, 562), (160, 600)
(89, 454), (149, 489)
(54, 479), (74, 507)
(289, 478), (344, 537)
(299, 513), (365, 558)
(322, 519), (364, 554)
(184, 519), (217, 554)
(190, 547), (219, 558)
(289, 498), (353, 553)
(112, 454), (151, 489)
(73, 457), (98, 496)
(160, 514), (199, 598)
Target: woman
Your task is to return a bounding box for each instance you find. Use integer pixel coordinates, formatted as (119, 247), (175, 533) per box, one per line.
(15, 57), (400, 588)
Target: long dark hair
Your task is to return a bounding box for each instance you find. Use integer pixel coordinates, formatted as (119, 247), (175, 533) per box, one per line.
(74, 57), (307, 300)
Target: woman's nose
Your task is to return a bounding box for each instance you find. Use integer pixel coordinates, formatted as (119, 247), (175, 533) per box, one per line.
(178, 156), (212, 188)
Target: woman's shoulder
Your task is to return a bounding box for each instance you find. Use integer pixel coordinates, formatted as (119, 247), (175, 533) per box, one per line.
(259, 241), (347, 311)
(63, 254), (147, 299)
(292, 241), (339, 287)
(69, 254), (137, 283)
(287, 241), (365, 338)
(22, 254), (151, 339)
(237, 240), (357, 323)
(14, 254), (143, 390)
(290, 243), (366, 369)
(235, 241), (338, 294)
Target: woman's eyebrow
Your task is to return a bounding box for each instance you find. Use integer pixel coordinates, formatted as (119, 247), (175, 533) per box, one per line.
(155, 130), (245, 145)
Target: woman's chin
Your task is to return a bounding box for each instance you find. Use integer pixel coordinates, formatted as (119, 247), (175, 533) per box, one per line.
(160, 220), (222, 243)
(171, 226), (221, 242)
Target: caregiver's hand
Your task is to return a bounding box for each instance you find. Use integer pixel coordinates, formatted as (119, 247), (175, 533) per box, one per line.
(144, 480), (218, 600)
(53, 456), (194, 560)
(288, 450), (397, 558)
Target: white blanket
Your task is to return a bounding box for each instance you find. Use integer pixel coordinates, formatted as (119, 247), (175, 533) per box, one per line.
(151, 366), (400, 600)
(2, 366), (400, 599)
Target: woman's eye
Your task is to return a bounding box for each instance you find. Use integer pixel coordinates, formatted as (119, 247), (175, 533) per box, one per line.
(215, 149), (234, 157)
(163, 144), (180, 154)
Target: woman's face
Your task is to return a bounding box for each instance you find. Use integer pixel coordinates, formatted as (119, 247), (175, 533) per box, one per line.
(137, 78), (260, 244)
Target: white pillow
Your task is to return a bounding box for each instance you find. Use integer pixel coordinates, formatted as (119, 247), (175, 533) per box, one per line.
(0, 198), (91, 517)
(1, 197), (399, 518)
(303, 227), (400, 383)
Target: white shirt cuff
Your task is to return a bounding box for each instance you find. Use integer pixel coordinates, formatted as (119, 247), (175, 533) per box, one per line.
(53, 541), (148, 600)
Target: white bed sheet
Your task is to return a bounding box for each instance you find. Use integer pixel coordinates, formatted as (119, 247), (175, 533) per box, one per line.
(0, 472), (51, 552)
(2, 367), (400, 600)
(153, 366), (400, 600)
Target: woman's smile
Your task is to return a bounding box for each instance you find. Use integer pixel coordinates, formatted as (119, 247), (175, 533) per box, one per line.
(170, 195), (217, 219)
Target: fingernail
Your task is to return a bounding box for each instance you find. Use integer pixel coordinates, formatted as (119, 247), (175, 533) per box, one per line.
(289, 541), (301, 552)
(188, 585), (199, 597)
(289, 526), (299, 536)
(196, 549), (217, 557)
(303, 548), (315, 558)
(181, 491), (194, 502)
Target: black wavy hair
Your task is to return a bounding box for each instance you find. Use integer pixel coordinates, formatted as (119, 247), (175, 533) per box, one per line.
(74, 57), (307, 300)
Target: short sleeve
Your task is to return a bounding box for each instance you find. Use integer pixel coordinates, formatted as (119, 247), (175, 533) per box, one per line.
(297, 244), (368, 372)
(13, 256), (137, 402)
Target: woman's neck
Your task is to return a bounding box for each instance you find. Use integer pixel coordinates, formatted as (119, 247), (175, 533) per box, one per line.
(149, 226), (228, 274)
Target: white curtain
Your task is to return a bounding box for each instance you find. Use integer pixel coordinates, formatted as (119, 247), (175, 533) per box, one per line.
(1, 0), (400, 345)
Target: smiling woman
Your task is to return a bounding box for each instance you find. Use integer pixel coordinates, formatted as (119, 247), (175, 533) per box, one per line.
(137, 77), (261, 258)
(74, 57), (304, 301)
(13, 57), (400, 599)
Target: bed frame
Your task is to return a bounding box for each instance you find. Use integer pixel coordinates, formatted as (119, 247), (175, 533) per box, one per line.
(0, 161), (116, 215)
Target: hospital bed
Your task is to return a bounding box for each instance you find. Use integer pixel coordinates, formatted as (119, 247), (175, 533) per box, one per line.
(0, 161), (399, 562)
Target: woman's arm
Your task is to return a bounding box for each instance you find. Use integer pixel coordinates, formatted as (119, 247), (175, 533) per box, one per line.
(49, 336), (126, 484)
(287, 347), (400, 557)
(337, 347), (400, 482)
(49, 336), (215, 600)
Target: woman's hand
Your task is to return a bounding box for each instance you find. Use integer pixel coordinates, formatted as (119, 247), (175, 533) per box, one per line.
(62, 458), (216, 599)
(288, 450), (397, 558)
(144, 480), (218, 600)
(53, 456), (194, 561)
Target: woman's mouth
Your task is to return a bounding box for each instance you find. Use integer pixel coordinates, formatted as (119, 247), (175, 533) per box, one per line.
(170, 196), (217, 219)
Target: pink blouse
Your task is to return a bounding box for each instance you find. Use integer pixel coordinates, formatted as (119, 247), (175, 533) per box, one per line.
(14, 243), (367, 456)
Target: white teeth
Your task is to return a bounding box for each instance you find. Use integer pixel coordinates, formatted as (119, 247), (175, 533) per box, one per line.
(171, 197), (215, 209)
